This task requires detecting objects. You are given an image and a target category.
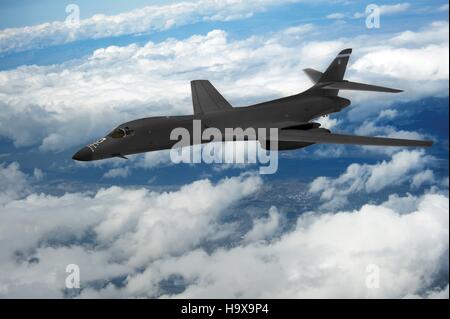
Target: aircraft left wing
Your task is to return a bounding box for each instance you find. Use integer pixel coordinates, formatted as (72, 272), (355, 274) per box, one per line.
(278, 129), (433, 147)
(191, 80), (232, 116)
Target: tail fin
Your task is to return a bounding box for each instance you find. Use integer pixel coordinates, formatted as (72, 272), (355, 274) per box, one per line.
(304, 48), (402, 95)
(320, 48), (352, 83)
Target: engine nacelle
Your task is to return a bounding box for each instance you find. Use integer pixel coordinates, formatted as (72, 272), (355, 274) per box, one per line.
(260, 140), (314, 150)
(259, 127), (331, 150)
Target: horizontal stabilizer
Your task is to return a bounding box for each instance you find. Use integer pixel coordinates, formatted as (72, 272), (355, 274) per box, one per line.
(303, 68), (323, 84)
(321, 81), (402, 93)
(303, 49), (404, 96)
(279, 129), (433, 147)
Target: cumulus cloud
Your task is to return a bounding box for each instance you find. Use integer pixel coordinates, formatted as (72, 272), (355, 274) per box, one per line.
(0, 162), (30, 205)
(388, 21), (449, 46)
(85, 192), (449, 298)
(0, 168), (262, 297)
(351, 44), (448, 81)
(33, 168), (45, 181)
(422, 285), (449, 299)
(0, 0), (300, 55)
(377, 109), (398, 120)
(411, 169), (435, 189)
(326, 13), (346, 20)
(103, 167), (130, 179)
(309, 150), (435, 210)
(381, 193), (422, 215)
(243, 206), (282, 243)
(0, 164), (448, 298)
(346, 22), (448, 119)
(365, 151), (429, 192)
(315, 116), (340, 130)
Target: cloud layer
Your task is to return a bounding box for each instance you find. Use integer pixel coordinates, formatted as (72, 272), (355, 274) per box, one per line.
(0, 0), (297, 55)
(0, 166), (263, 297)
(0, 163), (447, 298)
(309, 150), (435, 210)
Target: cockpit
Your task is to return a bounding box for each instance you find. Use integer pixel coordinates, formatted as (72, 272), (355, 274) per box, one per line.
(108, 126), (135, 139)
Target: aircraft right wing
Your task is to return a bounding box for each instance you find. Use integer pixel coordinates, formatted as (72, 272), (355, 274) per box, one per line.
(278, 129), (433, 147)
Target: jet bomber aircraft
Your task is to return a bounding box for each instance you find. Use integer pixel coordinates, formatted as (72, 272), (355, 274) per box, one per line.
(72, 48), (432, 161)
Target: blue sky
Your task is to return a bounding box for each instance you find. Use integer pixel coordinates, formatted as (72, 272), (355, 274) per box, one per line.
(1, 0), (449, 70)
(0, 0), (447, 29)
(0, 0), (448, 298)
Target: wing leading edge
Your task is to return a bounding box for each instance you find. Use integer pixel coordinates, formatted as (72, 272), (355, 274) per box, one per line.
(278, 129), (433, 147)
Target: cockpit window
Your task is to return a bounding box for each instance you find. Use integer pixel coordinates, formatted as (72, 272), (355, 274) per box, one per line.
(109, 128), (126, 138)
(108, 126), (134, 139)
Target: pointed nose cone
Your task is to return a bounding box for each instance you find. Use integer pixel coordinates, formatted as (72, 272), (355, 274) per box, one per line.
(72, 147), (93, 161)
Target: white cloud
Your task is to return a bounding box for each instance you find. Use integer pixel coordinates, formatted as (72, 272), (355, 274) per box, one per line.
(379, 3), (411, 15)
(326, 13), (346, 20)
(381, 193), (422, 214)
(312, 144), (345, 158)
(439, 4), (449, 12)
(33, 168), (45, 181)
(366, 150), (428, 192)
(351, 44), (449, 81)
(389, 21), (449, 46)
(134, 150), (173, 169)
(243, 206), (281, 243)
(0, 162), (30, 205)
(309, 150), (435, 210)
(0, 0), (300, 55)
(0, 163), (448, 298)
(0, 169), (262, 297)
(0, 22), (447, 152)
(377, 109), (398, 120)
(346, 22), (448, 120)
(103, 167), (130, 178)
(315, 116), (340, 130)
(424, 285), (449, 299)
(281, 24), (314, 36)
(101, 192), (449, 298)
(411, 169), (435, 189)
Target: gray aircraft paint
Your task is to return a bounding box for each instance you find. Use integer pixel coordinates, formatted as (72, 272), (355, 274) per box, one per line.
(73, 49), (432, 162)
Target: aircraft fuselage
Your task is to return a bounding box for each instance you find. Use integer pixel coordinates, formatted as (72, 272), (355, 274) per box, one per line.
(73, 94), (350, 161)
